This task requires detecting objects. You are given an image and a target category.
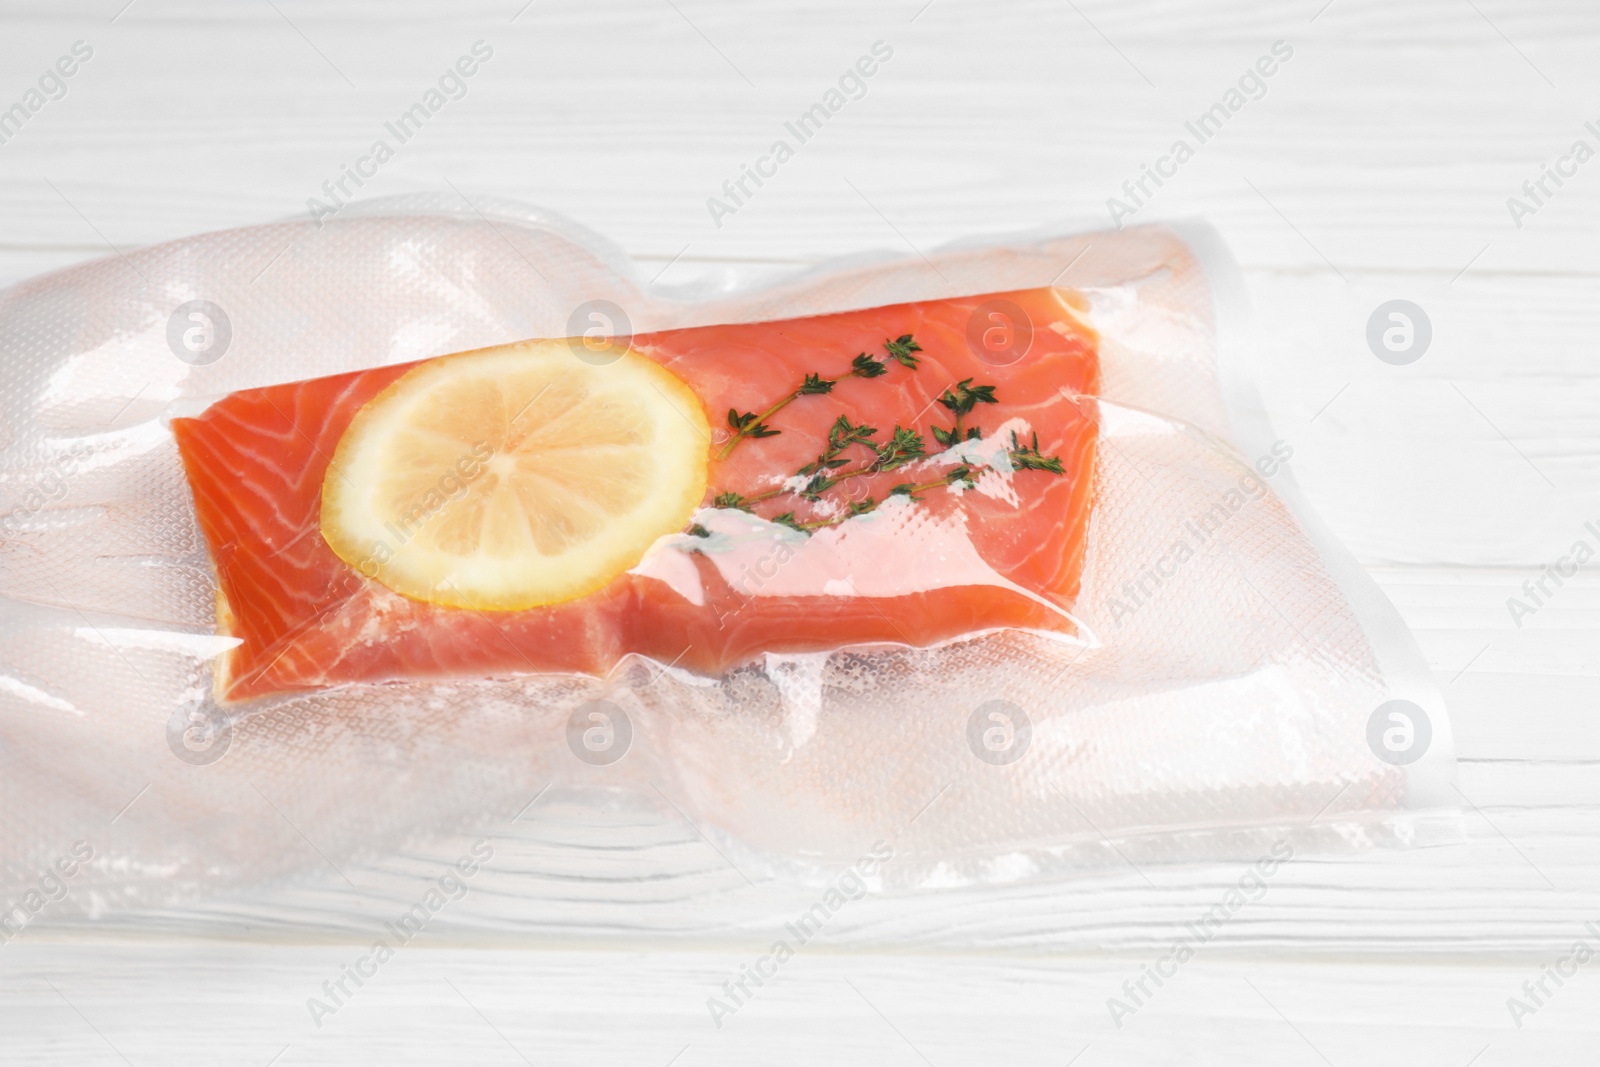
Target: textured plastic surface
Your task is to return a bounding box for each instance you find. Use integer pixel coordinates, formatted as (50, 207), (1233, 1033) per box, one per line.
(170, 288), (1100, 702)
(0, 198), (1457, 916)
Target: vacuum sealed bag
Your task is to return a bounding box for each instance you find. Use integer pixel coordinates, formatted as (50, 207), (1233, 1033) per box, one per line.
(0, 197), (1458, 916)
(171, 288), (1100, 703)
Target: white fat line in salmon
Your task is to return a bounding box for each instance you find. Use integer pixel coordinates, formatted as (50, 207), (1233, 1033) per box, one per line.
(236, 441), (494, 695)
(1106, 838), (1293, 1029)
(1103, 440), (1292, 629)
(0, 839), (94, 945)
(706, 840), (894, 1029)
(1106, 39), (1294, 229)
(261, 438), (490, 667)
(0, 40), (93, 148)
(305, 839), (494, 1029)
(306, 40), (495, 227)
(705, 40), (895, 230)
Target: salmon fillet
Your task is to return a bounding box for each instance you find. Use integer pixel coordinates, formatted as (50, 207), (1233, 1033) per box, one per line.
(172, 287), (1099, 702)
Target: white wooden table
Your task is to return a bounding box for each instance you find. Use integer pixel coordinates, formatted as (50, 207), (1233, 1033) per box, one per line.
(2, 1), (1597, 1062)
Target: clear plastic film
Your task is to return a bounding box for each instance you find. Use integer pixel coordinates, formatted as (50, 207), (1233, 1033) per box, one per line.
(0, 198), (1459, 922)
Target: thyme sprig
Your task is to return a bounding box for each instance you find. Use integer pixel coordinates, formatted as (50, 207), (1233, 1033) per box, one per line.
(1007, 430), (1066, 474)
(794, 421), (926, 501)
(789, 465), (976, 532)
(728, 420), (928, 509)
(932, 378), (999, 445)
(703, 332), (1066, 536)
(717, 335), (922, 459)
(882, 335), (923, 367)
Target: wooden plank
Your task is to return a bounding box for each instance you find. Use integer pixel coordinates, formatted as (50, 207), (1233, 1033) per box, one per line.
(0, 2), (1597, 272)
(1, 941), (1594, 1065)
(2, 6), (1598, 1058)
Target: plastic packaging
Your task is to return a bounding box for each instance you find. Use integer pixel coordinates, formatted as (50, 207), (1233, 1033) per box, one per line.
(0, 197), (1459, 918)
(171, 286), (1101, 703)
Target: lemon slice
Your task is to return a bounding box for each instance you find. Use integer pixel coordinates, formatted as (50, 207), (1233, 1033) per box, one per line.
(321, 339), (709, 611)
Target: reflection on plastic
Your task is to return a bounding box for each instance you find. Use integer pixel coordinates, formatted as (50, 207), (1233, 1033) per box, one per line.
(0, 200), (1457, 908)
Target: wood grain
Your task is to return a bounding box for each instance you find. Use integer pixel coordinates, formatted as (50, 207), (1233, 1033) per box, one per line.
(2, 0), (1597, 1060)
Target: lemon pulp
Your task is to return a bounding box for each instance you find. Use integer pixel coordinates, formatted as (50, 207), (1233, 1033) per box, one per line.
(320, 339), (709, 611)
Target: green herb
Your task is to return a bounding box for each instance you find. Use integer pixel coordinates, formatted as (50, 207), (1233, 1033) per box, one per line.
(851, 352), (888, 378)
(1007, 431), (1066, 474)
(782, 424), (863, 502)
(798, 416), (877, 476)
(873, 425), (926, 471)
(883, 334), (923, 367)
(740, 419), (924, 507)
(935, 378), (999, 443)
(937, 379), (998, 415)
(725, 407), (782, 443)
(797, 373), (835, 396)
(717, 336), (922, 459)
(797, 466), (976, 531)
(687, 523), (711, 537)
(700, 332), (1066, 537)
